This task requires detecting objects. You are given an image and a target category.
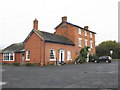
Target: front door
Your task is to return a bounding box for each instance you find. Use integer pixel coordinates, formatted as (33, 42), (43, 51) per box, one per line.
(22, 53), (24, 64)
(59, 50), (64, 62)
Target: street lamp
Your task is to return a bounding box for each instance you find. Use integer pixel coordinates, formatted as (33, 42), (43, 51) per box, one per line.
(110, 50), (113, 58)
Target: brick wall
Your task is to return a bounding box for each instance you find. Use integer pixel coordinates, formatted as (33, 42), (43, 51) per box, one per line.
(45, 42), (76, 64)
(55, 22), (96, 55)
(24, 32), (44, 64)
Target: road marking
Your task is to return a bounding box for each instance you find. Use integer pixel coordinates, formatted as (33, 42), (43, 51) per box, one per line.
(0, 81), (6, 85)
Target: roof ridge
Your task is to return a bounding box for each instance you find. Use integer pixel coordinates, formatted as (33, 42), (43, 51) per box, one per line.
(12, 42), (23, 45)
(55, 21), (96, 34)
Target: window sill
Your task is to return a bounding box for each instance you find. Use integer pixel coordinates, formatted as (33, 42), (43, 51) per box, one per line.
(78, 45), (82, 47)
(50, 59), (56, 61)
(26, 59), (30, 61)
(67, 59), (72, 61)
(3, 60), (14, 61)
(9, 60), (14, 61)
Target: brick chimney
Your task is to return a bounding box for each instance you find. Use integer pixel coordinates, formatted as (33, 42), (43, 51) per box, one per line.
(84, 26), (89, 30)
(62, 16), (67, 21)
(33, 18), (38, 30)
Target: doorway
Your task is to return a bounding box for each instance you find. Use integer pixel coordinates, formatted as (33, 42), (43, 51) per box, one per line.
(59, 49), (65, 62)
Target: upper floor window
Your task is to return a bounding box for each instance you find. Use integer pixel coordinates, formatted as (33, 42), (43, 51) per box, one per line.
(50, 49), (56, 61)
(85, 39), (88, 46)
(78, 28), (81, 34)
(78, 38), (82, 47)
(26, 50), (30, 60)
(85, 31), (87, 36)
(90, 33), (92, 38)
(90, 41), (93, 48)
(67, 50), (72, 60)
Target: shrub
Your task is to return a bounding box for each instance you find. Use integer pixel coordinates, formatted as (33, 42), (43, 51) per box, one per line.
(25, 63), (33, 66)
(13, 63), (20, 66)
(33, 63), (40, 66)
(75, 46), (90, 64)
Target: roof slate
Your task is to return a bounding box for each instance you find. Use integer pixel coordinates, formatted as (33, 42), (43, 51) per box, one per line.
(34, 30), (75, 46)
(3, 43), (24, 53)
(54, 21), (96, 34)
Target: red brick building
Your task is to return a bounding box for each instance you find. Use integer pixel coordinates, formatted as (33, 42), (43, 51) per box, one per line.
(1, 16), (96, 65)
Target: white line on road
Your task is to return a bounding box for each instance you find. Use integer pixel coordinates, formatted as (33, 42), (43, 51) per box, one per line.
(0, 81), (7, 85)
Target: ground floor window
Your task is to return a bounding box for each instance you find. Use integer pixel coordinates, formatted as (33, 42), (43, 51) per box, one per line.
(50, 49), (56, 61)
(67, 50), (72, 60)
(10, 53), (14, 60)
(26, 50), (30, 60)
(3, 53), (14, 61)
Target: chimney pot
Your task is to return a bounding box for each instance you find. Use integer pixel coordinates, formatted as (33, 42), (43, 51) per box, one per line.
(62, 16), (67, 21)
(33, 18), (38, 30)
(84, 26), (89, 30)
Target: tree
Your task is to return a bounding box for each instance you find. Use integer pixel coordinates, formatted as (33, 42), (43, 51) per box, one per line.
(76, 46), (90, 63)
(96, 40), (119, 59)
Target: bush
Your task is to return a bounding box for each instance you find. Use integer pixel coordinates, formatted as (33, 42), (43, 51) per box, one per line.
(13, 63), (20, 66)
(25, 63), (33, 66)
(33, 63), (40, 66)
(75, 46), (90, 64)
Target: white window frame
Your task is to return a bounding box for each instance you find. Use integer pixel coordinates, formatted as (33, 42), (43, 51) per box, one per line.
(3, 53), (8, 61)
(9, 53), (14, 61)
(59, 49), (65, 62)
(78, 28), (81, 34)
(85, 31), (87, 36)
(90, 33), (92, 38)
(90, 41), (93, 48)
(50, 49), (56, 61)
(26, 50), (30, 61)
(3, 53), (14, 61)
(78, 38), (82, 47)
(85, 39), (88, 46)
(67, 50), (72, 60)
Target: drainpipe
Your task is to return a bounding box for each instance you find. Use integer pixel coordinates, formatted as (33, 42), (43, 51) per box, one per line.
(40, 40), (45, 66)
(44, 41), (45, 65)
(40, 40), (42, 66)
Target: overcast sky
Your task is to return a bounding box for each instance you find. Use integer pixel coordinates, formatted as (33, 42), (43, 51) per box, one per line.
(0, 0), (118, 49)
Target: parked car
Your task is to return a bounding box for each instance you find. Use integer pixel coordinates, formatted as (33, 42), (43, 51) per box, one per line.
(90, 56), (112, 63)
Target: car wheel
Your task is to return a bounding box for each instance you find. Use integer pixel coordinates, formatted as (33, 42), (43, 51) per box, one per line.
(106, 60), (111, 63)
(108, 60), (111, 63)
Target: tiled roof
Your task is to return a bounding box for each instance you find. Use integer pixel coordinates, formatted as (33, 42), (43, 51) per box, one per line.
(2, 43), (24, 53)
(34, 30), (75, 46)
(54, 21), (96, 34)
